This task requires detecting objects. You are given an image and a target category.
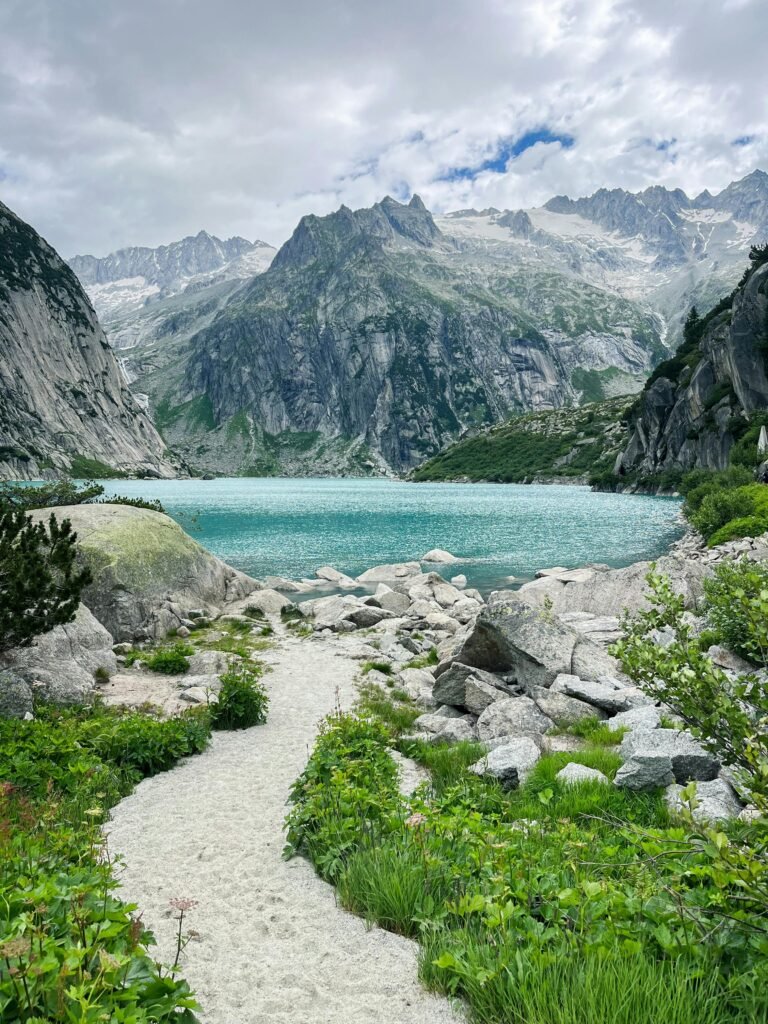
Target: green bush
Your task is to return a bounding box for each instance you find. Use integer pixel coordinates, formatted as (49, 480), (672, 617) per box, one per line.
(143, 642), (195, 674)
(703, 557), (768, 665)
(211, 661), (269, 730)
(688, 487), (756, 540)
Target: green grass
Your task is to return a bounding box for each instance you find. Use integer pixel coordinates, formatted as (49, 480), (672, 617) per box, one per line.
(403, 647), (439, 669)
(419, 939), (731, 1024)
(69, 454), (127, 479)
(356, 683), (422, 736)
(362, 660), (394, 675)
(400, 738), (487, 794)
(552, 715), (628, 746)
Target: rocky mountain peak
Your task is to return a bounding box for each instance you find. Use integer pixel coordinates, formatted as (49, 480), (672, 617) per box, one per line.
(271, 195), (444, 272)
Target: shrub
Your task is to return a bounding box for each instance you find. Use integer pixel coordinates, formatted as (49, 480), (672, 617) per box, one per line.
(143, 642), (194, 674)
(211, 661), (269, 730)
(687, 487), (756, 540)
(703, 557), (768, 665)
(362, 660), (393, 675)
(0, 510), (92, 652)
(613, 567), (768, 810)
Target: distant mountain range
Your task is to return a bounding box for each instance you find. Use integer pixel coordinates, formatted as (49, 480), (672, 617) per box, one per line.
(66, 170), (768, 477)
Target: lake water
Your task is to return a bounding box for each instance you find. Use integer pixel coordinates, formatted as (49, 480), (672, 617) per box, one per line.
(99, 478), (683, 594)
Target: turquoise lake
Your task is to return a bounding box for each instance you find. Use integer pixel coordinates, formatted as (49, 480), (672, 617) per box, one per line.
(99, 478), (682, 594)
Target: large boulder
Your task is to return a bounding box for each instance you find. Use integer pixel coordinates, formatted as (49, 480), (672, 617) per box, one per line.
(421, 549), (460, 564)
(614, 754), (675, 791)
(517, 555), (708, 618)
(530, 686), (604, 727)
(0, 604), (114, 705)
(551, 677), (649, 714)
(620, 729), (720, 782)
(242, 589), (293, 614)
(450, 604), (622, 689)
(29, 504), (260, 642)
(432, 663), (510, 711)
(556, 762), (610, 786)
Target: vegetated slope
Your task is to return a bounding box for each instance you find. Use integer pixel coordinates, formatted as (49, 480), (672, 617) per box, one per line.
(614, 245), (768, 489)
(0, 200), (175, 480)
(132, 196), (664, 476)
(411, 397), (632, 483)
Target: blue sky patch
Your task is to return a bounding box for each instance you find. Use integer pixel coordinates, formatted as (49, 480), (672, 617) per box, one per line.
(438, 127), (575, 182)
(732, 135), (755, 146)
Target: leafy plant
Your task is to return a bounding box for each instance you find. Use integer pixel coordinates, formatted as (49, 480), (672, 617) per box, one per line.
(210, 661), (268, 730)
(613, 567), (768, 810)
(142, 642), (195, 674)
(703, 557), (768, 665)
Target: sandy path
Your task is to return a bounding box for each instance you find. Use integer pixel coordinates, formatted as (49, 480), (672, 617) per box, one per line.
(107, 630), (462, 1024)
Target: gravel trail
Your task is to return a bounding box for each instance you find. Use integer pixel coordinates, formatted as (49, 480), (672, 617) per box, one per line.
(107, 631), (461, 1024)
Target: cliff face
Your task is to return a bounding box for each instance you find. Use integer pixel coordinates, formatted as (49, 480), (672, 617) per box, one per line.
(139, 195), (662, 475)
(0, 201), (174, 479)
(617, 259), (768, 479)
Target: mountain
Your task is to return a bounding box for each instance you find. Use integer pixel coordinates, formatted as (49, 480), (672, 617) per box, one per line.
(116, 195), (665, 475)
(68, 231), (276, 350)
(0, 200), (175, 480)
(615, 245), (768, 484)
(66, 171), (768, 478)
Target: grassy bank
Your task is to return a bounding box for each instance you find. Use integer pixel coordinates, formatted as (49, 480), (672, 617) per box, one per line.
(285, 696), (768, 1023)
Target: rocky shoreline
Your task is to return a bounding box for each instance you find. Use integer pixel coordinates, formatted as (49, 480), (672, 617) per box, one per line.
(3, 502), (765, 826)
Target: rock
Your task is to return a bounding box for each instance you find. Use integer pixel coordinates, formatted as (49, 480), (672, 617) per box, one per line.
(315, 566), (358, 587)
(620, 729), (720, 782)
(378, 590), (411, 615)
(343, 606), (396, 628)
(28, 504), (261, 642)
(0, 604), (115, 706)
(706, 645), (755, 674)
(469, 738), (541, 789)
(176, 625), (191, 638)
(0, 670), (34, 718)
(397, 667), (435, 699)
(177, 673), (223, 692)
(555, 677), (648, 714)
(530, 686), (604, 727)
(450, 574), (467, 588)
(476, 697), (554, 742)
(464, 588), (484, 603)
(424, 717), (478, 744)
(544, 734), (586, 754)
(433, 583), (462, 607)
(356, 562), (421, 583)
(180, 686), (218, 704)
(738, 806), (763, 824)
(451, 598), (483, 623)
(556, 763), (610, 786)
(187, 650), (230, 674)
(425, 612), (459, 634)
(609, 706), (662, 732)
(665, 778), (743, 822)
(422, 549), (460, 564)
(112, 642), (134, 656)
(451, 603), (622, 689)
(614, 754), (675, 791)
(306, 594), (361, 629)
(464, 676), (506, 716)
(432, 663), (506, 708)
(244, 589), (294, 615)
(263, 576), (304, 592)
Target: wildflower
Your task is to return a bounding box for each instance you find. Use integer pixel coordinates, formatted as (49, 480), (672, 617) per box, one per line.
(84, 807), (103, 817)
(169, 897), (199, 914)
(405, 812), (428, 829)
(0, 937), (31, 959)
(98, 949), (121, 971)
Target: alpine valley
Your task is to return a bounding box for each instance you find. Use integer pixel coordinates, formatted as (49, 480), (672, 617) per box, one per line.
(63, 170), (768, 478)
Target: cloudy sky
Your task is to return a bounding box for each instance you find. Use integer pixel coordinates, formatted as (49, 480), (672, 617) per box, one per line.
(1, 0), (766, 256)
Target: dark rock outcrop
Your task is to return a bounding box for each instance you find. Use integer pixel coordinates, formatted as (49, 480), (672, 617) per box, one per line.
(618, 259), (768, 478)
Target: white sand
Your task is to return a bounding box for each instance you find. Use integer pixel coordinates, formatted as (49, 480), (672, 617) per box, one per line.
(107, 630), (463, 1024)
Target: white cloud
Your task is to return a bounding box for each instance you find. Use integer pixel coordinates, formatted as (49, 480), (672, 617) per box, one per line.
(0, 0), (765, 255)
